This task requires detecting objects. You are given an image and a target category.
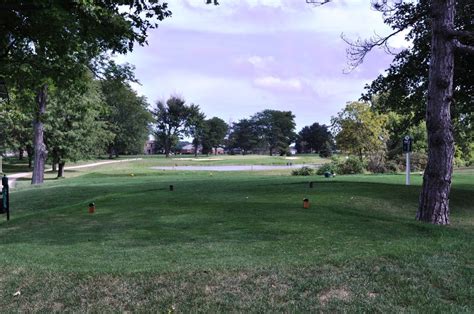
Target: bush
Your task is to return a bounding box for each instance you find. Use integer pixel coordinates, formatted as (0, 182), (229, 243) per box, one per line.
(336, 156), (365, 175)
(319, 141), (333, 158)
(291, 166), (315, 176)
(316, 163), (337, 175)
(396, 152), (427, 172)
(367, 154), (386, 173)
(384, 160), (399, 173)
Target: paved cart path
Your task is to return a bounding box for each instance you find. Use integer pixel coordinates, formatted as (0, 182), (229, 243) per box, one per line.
(6, 158), (142, 188)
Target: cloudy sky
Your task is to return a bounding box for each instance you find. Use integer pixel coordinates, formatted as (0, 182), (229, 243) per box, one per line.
(117, 0), (406, 130)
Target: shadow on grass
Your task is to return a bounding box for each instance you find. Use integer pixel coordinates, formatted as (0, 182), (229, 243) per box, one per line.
(1, 176), (472, 248)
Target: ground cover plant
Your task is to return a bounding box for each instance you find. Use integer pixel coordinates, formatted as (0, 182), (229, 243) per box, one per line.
(0, 158), (472, 311)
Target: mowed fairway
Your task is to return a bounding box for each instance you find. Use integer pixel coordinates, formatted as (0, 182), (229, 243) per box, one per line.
(0, 157), (473, 312)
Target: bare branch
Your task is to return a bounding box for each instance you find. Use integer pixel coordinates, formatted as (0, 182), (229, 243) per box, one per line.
(305, 0), (331, 5)
(453, 40), (474, 54)
(341, 27), (406, 73)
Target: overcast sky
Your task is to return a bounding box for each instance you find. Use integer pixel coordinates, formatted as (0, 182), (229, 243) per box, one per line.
(116, 0), (407, 130)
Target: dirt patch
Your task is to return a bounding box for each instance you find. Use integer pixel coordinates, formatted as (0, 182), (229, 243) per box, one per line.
(284, 157), (300, 160)
(318, 287), (351, 305)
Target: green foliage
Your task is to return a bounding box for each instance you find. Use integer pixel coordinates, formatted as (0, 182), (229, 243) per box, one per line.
(228, 119), (260, 154)
(336, 156), (365, 175)
(0, 90), (35, 155)
(151, 96), (201, 157)
(316, 162), (337, 175)
(296, 123), (332, 154)
(363, 0), (473, 165)
(291, 166), (315, 176)
(396, 152), (428, 172)
(332, 102), (388, 160)
(45, 74), (114, 171)
(252, 109), (296, 155)
(201, 117), (228, 154)
(319, 141), (333, 158)
(101, 65), (153, 156)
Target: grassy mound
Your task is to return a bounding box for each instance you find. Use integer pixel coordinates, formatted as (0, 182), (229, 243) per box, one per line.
(0, 164), (472, 311)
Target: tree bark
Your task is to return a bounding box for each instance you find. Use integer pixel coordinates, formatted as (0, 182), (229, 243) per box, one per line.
(31, 84), (48, 185)
(57, 161), (65, 178)
(416, 0), (455, 225)
(19, 148), (24, 160)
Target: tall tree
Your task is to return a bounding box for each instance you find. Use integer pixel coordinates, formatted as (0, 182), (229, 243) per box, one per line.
(305, 0), (474, 225)
(253, 110), (296, 156)
(0, 1), (171, 184)
(101, 64), (153, 157)
(45, 77), (113, 177)
(296, 123), (332, 154)
(187, 107), (206, 157)
(0, 88), (35, 166)
(331, 101), (388, 161)
(228, 119), (260, 154)
(151, 96), (201, 158)
(201, 117), (228, 155)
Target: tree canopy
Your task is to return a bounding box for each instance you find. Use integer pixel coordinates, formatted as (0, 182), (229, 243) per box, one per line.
(151, 96), (201, 158)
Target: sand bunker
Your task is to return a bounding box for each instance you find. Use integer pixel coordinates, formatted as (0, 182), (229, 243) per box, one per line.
(172, 158), (223, 161)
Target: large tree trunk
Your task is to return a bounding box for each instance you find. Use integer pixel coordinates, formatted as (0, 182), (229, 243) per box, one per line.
(57, 161), (65, 178)
(19, 148), (24, 160)
(416, 0), (455, 225)
(31, 84), (48, 185)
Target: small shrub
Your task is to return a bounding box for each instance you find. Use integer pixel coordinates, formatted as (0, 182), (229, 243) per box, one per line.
(384, 160), (399, 173)
(397, 152), (427, 171)
(317, 163), (337, 175)
(319, 141), (333, 158)
(291, 166), (315, 176)
(336, 156), (365, 175)
(367, 154), (386, 173)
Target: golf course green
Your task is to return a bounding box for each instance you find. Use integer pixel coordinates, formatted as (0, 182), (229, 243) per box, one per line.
(0, 156), (472, 311)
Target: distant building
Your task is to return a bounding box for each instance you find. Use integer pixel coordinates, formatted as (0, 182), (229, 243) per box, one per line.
(180, 144), (202, 154)
(144, 140), (157, 155)
(211, 147), (225, 155)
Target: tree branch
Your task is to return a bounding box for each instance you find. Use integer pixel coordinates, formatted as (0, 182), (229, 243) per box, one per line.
(453, 40), (474, 54)
(305, 0), (331, 5)
(446, 29), (474, 41)
(341, 27), (406, 72)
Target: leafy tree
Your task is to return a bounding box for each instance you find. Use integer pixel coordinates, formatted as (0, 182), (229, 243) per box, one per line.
(385, 112), (428, 160)
(201, 117), (228, 155)
(187, 107), (206, 157)
(296, 123), (332, 154)
(151, 96), (201, 158)
(101, 64), (153, 157)
(253, 110), (296, 156)
(45, 77), (113, 177)
(228, 119), (260, 154)
(0, 1), (171, 184)
(0, 89), (35, 165)
(331, 102), (388, 161)
(305, 0), (474, 224)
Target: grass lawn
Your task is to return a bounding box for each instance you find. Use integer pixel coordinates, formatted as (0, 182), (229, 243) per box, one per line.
(0, 157), (473, 311)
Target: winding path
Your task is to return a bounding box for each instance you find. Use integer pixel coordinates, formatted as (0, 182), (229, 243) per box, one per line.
(6, 158), (142, 188)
